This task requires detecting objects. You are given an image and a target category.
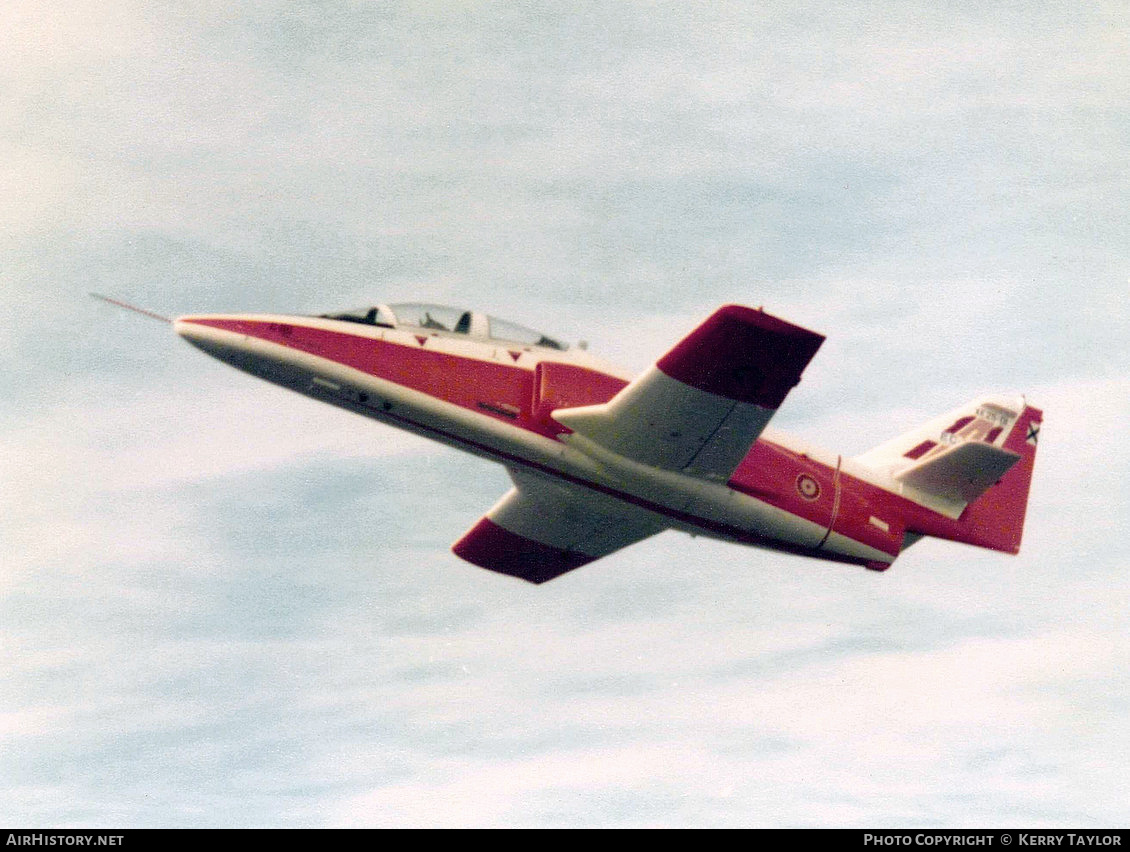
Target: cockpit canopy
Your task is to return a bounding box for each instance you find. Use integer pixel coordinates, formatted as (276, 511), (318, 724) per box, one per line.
(318, 302), (568, 351)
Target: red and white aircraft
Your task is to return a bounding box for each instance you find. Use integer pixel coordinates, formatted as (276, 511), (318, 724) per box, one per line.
(159, 300), (1039, 583)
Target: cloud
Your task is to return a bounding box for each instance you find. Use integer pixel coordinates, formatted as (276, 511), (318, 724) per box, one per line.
(316, 623), (1128, 827)
(3, 0), (1128, 829)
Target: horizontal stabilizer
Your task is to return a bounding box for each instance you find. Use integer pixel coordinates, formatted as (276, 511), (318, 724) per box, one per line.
(895, 440), (1020, 513)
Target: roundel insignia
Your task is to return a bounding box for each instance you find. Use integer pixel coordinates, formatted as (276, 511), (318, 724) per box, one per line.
(796, 473), (821, 501)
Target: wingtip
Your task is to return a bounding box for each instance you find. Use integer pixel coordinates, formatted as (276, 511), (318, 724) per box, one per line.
(656, 304), (825, 407)
(452, 518), (593, 584)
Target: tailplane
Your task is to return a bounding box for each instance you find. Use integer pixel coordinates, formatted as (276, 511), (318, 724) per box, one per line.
(855, 396), (1042, 554)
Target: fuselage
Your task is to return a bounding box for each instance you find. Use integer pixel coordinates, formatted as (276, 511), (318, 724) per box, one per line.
(173, 305), (1009, 572)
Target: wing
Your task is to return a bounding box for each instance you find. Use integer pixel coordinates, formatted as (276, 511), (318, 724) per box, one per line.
(452, 469), (666, 583)
(552, 305), (824, 482)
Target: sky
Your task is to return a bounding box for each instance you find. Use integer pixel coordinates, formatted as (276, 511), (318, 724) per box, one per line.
(2, 0), (1128, 828)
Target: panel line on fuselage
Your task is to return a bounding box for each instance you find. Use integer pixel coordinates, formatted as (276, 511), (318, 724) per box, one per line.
(816, 455), (843, 550)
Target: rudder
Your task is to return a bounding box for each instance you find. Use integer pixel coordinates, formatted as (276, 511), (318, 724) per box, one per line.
(954, 402), (1042, 553)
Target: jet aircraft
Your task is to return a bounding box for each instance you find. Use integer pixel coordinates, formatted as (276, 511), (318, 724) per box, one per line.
(107, 297), (1042, 583)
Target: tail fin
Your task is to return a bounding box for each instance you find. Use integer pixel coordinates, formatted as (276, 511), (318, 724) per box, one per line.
(855, 396), (1042, 554)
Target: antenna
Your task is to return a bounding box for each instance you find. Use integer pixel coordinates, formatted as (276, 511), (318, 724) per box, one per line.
(90, 293), (171, 324)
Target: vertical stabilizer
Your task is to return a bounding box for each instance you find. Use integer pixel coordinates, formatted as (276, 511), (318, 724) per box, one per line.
(856, 396), (1042, 554)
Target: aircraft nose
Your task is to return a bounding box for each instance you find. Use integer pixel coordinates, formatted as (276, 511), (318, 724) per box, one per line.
(172, 316), (199, 341)
(174, 315), (235, 339)
(174, 314), (312, 393)
(173, 315), (255, 367)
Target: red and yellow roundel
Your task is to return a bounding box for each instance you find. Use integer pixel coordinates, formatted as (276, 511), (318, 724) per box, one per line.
(796, 473), (821, 501)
